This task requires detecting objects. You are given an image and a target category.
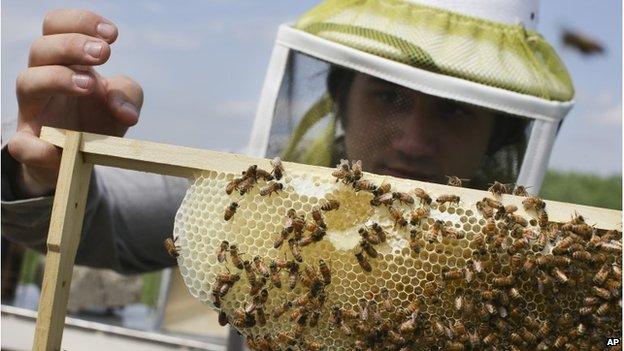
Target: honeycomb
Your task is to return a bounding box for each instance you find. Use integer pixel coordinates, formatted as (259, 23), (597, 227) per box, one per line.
(173, 161), (622, 350)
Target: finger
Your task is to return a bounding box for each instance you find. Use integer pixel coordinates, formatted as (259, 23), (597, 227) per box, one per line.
(16, 66), (96, 113)
(29, 33), (111, 67)
(7, 130), (61, 170)
(105, 75), (144, 126)
(42, 9), (118, 43)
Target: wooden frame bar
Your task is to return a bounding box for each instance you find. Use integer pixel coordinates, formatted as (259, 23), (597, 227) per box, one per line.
(32, 126), (621, 350)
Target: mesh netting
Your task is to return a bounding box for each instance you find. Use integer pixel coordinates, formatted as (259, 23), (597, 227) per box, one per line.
(267, 52), (531, 191)
(294, 0), (574, 102)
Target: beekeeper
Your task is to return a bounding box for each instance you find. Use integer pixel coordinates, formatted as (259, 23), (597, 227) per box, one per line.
(2, 0), (574, 342)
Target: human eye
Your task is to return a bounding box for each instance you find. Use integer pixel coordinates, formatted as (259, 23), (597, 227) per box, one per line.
(373, 89), (403, 105)
(439, 100), (472, 119)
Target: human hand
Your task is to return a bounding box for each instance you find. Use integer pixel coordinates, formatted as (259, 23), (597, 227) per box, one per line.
(7, 9), (144, 197)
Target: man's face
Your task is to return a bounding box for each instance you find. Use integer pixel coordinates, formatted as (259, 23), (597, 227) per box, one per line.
(343, 73), (496, 184)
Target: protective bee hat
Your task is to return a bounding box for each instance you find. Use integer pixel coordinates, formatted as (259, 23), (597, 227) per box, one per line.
(247, 0), (574, 192)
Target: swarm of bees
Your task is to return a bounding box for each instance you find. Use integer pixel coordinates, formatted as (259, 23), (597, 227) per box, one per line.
(173, 157), (622, 350)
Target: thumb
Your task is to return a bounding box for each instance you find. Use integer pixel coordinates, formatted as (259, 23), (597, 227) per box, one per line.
(105, 75), (144, 127)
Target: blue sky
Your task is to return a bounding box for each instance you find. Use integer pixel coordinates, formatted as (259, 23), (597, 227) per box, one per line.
(2, 0), (621, 175)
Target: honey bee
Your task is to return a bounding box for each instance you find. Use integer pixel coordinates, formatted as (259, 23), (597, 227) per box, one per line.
(216, 270), (240, 284)
(436, 194), (460, 206)
(273, 227), (290, 249)
(237, 176), (255, 195)
(216, 240), (229, 263)
(371, 192), (394, 206)
(554, 336), (568, 348)
(293, 291), (314, 307)
(311, 209), (326, 228)
(476, 200), (494, 219)
(388, 206), (407, 227)
(446, 175), (468, 187)
(242, 260), (258, 287)
(308, 310), (321, 328)
(373, 181), (392, 196)
(229, 244), (244, 269)
(443, 268), (464, 281)
(388, 329), (406, 345)
(508, 214), (528, 227)
(286, 239), (303, 262)
(302, 339), (323, 351)
(360, 239), (379, 258)
(593, 286), (611, 300)
(359, 227), (380, 245)
(355, 251), (372, 272)
(399, 314), (418, 335)
(509, 237), (529, 253)
(320, 199), (340, 211)
(483, 333), (497, 346)
(163, 236), (180, 258)
(538, 211), (549, 228)
(319, 259), (331, 285)
(259, 181), (283, 196)
(493, 275), (515, 287)
(371, 223), (387, 242)
(509, 287), (522, 300)
(269, 157), (284, 180)
(522, 196), (546, 212)
(409, 207), (430, 225)
(513, 185), (530, 196)
(253, 256), (270, 278)
(311, 227), (327, 242)
(482, 218), (498, 236)
(225, 177), (244, 195)
(224, 202), (239, 221)
(242, 164), (258, 180)
(269, 262), (282, 289)
(353, 179), (376, 192)
(255, 167), (274, 181)
(351, 160), (363, 180)
(596, 302), (610, 316)
(432, 319), (446, 337)
(332, 168), (351, 183)
(288, 261), (299, 289)
(551, 267), (569, 284)
(488, 181), (510, 196)
(273, 301), (292, 319)
(392, 191), (415, 205)
(218, 310), (228, 326)
(561, 29), (605, 56)
(409, 229), (421, 253)
(413, 188), (432, 205)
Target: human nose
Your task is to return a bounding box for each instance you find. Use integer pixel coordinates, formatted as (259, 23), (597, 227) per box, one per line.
(390, 101), (438, 157)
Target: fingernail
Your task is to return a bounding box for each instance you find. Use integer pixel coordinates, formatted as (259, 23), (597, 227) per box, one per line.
(112, 96), (139, 118)
(96, 23), (116, 40)
(84, 41), (103, 59)
(72, 74), (92, 89)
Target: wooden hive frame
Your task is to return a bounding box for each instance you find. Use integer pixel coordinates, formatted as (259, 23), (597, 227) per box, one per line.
(32, 126), (621, 351)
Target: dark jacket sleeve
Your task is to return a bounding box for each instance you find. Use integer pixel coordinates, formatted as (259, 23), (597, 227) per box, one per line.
(1, 144), (189, 274)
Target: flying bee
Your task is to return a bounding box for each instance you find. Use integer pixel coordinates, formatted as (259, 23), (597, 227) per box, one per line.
(522, 196), (546, 212)
(288, 238), (303, 262)
(409, 229), (421, 253)
(371, 223), (387, 242)
(488, 181), (510, 196)
(288, 262), (299, 289)
(561, 29), (605, 56)
(224, 202), (239, 221)
(360, 239), (378, 258)
(393, 191), (415, 205)
(359, 227), (380, 245)
(273, 301), (292, 319)
(446, 175), (469, 187)
(225, 177), (244, 195)
(229, 244), (244, 269)
(353, 179), (376, 192)
(163, 236), (180, 258)
(216, 240), (229, 263)
(319, 259), (331, 285)
(436, 194), (460, 206)
(253, 256), (270, 278)
(259, 181), (283, 196)
(409, 207), (430, 225)
(413, 188), (432, 205)
(388, 206), (407, 227)
(373, 181), (391, 196)
(320, 199), (340, 211)
(269, 157), (284, 180)
(355, 251), (372, 272)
